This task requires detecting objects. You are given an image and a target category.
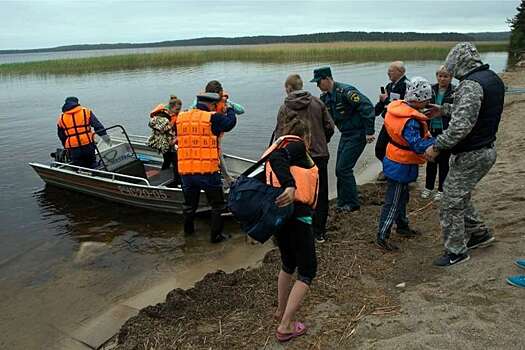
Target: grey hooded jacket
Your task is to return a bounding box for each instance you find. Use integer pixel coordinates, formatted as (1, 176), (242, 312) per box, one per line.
(436, 42), (501, 150)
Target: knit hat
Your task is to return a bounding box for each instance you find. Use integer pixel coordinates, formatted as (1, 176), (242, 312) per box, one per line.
(404, 77), (432, 102)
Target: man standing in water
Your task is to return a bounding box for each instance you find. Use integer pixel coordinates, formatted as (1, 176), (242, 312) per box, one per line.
(275, 74), (335, 243)
(177, 92), (237, 243)
(426, 42), (504, 267)
(311, 67), (375, 212)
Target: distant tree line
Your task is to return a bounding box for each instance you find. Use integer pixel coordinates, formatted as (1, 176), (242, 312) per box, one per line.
(0, 31), (511, 55)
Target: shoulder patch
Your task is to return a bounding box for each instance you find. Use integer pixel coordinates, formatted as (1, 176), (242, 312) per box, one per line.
(349, 92), (360, 103)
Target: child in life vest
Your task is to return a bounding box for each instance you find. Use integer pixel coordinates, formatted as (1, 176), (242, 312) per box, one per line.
(147, 95), (182, 186)
(376, 77), (436, 251)
(261, 115), (319, 342)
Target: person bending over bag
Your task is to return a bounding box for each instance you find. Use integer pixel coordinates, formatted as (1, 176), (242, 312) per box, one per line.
(258, 116), (319, 342)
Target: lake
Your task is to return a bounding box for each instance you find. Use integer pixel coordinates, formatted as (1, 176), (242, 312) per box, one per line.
(0, 51), (508, 349)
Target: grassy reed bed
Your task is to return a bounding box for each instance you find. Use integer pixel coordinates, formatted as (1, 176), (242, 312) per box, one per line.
(0, 41), (508, 76)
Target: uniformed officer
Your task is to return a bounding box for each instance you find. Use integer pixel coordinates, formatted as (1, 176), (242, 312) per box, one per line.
(311, 67), (376, 211)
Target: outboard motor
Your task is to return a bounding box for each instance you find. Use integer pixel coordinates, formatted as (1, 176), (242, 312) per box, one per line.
(50, 148), (70, 163)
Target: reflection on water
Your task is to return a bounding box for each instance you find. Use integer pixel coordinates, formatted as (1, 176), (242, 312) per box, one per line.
(35, 185), (188, 253)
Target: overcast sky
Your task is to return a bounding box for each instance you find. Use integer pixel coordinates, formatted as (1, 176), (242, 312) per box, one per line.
(0, 0), (521, 50)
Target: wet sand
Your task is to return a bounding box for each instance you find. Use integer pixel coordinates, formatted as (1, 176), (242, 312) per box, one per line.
(113, 67), (525, 349)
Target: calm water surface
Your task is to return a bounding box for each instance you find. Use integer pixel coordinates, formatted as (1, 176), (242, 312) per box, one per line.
(0, 52), (507, 348)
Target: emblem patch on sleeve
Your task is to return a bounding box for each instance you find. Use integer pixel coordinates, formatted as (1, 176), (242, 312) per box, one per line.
(350, 92), (360, 103)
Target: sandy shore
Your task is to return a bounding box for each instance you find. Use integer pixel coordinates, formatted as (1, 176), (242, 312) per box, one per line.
(112, 67), (525, 350)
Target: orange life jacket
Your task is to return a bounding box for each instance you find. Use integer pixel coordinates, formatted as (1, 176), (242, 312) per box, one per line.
(176, 108), (220, 175)
(215, 90), (229, 113)
(261, 135), (319, 208)
(150, 104), (177, 125)
(384, 100), (431, 165)
(57, 106), (95, 149)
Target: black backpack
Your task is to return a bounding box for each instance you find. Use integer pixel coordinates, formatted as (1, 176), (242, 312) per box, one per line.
(228, 147), (293, 243)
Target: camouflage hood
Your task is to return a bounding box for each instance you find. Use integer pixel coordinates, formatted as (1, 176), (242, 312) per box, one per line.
(444, 42), (484, 80)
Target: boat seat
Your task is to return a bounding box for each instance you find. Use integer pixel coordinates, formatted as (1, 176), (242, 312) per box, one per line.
(147, 167), (175, 186)
(114, 158), (147, 179)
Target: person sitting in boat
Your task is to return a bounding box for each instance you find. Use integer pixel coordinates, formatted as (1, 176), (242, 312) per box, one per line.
(176, 92), (237, 243)
(57, 96), (110, 168)
(148, 95), (182, 186)
(191, 80), (245, 187)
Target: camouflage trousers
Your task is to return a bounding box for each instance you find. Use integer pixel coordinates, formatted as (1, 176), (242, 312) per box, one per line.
(441, 146), (497, 255)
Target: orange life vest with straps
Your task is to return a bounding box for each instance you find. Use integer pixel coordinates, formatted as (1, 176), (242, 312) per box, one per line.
(215, 90), (229, 114)
(261, 135), (319, 208)
(176, 108), (220, 175)
(150, 103), (177, 125)
(57, 106), (95, 149)
(384, 100), (431, 165)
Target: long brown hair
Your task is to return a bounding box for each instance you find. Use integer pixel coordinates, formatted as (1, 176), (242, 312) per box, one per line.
(282, 114), (311, 149)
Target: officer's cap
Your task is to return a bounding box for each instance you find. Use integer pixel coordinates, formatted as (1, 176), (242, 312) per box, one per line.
(310, 67), (332, 83)
(196, 92), (221, 103)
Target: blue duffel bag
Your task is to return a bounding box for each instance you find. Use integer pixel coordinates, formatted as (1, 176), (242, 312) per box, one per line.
(228, 149), (294, 243)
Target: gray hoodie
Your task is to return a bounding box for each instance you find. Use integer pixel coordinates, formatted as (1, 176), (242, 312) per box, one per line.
(436, 42), (487, 150)
(275, 90), (335, 158)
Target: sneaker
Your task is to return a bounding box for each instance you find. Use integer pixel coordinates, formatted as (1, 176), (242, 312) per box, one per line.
(467, 233), (495, 249)
(396, 227), (420, 237)
(433, 191), (443, 201)
(376, 238), (399, 251)
(433, 252), (470, 267)
(506, 275), (525, 288)
(515, 259), (525, 269)
(421, 188), (433, 199)
(315, 232), (327, 244)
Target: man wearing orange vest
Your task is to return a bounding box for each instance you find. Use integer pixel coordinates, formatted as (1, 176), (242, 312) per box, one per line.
(176, 92), (237, 243)
(376, 78), (436, 251)
(57, 96), (110, 168)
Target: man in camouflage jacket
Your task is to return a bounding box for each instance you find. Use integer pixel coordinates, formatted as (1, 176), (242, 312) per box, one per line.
(426, 42), (505, 267)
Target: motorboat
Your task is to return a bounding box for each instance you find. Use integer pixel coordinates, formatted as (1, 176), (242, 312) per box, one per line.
(29, 125), (255, 214)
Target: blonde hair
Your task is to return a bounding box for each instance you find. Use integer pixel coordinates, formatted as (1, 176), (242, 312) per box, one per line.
(285, 74), (303, 92)
(436, 65), (451, 76)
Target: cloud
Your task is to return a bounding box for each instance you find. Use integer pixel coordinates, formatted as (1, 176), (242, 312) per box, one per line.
(0, 0), (520, 49)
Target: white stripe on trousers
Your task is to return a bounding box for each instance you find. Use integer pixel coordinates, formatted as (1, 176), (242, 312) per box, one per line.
(379, 181), (403, 240)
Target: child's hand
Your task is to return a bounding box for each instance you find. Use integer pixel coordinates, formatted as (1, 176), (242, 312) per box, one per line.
(275, 187), (295, 207)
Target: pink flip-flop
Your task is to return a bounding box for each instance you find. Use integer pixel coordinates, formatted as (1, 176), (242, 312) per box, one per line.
(275, 321), (307, 342)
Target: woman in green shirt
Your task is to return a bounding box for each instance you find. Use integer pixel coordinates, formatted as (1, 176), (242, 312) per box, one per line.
(422, 66), (455, 200)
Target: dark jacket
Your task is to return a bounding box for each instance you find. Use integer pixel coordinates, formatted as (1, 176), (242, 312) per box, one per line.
(321, 82), (375, 136)
(57, 102), (107, 147)
(275, 90), (335, 159)
(195, 102), (237, 136)
(374, 75), (409, 118)
(428, 83), (455, 132)
(451, 65), (504, 154)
